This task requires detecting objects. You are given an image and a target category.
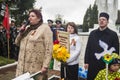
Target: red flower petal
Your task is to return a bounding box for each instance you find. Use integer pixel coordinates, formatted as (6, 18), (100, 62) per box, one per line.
(54, 40), (59, 44)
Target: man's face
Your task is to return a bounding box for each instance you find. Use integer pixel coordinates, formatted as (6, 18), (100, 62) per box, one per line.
(56, 22), (61, 27)
(0, 26), (3, 30)
(48, 22), (53, 27)
(11, 22), (15, 26)
(98, 17), (109, 28)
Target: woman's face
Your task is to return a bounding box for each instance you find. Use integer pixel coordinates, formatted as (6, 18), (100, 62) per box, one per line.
(28, 12), (40, 25)
(67, 25), (74, 34)
(110, 64), (120, 72)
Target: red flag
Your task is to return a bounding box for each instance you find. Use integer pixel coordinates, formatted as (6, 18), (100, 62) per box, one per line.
(2, 4), (10, 39)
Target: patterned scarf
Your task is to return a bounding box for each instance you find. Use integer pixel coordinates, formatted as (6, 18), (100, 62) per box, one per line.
(21, 21), (42, 39)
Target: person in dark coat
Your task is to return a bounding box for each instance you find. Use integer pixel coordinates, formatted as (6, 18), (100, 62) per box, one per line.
(47, 19), (55, 69)
(9, 20), (19, 60)
(84, 12), (119, 80)
(47, 19), (54, 29)
(47, 19), (55, 41)
(0, 24), (7, 57)
(52, 20), (65, 41)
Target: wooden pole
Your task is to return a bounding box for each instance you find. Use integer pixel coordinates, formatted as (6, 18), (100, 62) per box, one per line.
(106, 64), (108, 80)
(7, 38), (10, 59)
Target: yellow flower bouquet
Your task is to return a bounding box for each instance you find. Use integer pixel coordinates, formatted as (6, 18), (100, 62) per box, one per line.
(53, 40), (70, 63)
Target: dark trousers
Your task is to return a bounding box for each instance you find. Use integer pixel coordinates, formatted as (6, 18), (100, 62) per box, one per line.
(10, 44), (19, 60)
(61, 63), (79, 80)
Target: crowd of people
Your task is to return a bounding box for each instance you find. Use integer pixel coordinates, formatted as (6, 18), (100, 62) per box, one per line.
(0, 8), (120, 80)
(0, 20), (19, 60)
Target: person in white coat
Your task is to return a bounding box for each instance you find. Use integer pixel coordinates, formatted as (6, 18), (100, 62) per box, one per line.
(61, 22), (81, 80)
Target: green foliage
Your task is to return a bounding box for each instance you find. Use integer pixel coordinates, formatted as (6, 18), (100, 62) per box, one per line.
(116, 10), (120, 24)
(82, 3), (98, 32)
(12, 0), (36, 25)
(0, 2), (4, 23)
(0, 0), (36, 25)
(0, 56), (15, 66)
(49, 59), (54, 69)
(0, 0), (3, 2)
(90, 4), (98, 28)
(82, 5), (91, 32)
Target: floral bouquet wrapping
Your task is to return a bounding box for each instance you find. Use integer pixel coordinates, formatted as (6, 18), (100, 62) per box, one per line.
(53, 40), (70, 63)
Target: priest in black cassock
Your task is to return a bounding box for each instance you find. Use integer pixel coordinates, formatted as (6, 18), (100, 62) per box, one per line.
(84, 12), (119, 80)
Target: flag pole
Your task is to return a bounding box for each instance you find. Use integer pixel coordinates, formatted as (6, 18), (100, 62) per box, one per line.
(7, 37), (10, 59)
(2, 4), (10, 59)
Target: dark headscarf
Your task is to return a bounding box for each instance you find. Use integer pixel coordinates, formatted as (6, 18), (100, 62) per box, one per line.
(55, 20), (62, 24)
(47, 19), (53, 23)
(99, 12), (109, 20)
(109, 58), (120, 68)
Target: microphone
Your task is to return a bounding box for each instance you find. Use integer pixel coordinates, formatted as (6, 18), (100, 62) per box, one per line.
(19, 21), (30, 33)
(24, 20), (30, 27)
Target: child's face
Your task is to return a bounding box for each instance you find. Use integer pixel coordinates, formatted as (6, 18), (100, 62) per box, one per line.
(67, 25), (74, 34)
(110, 64), (120, 72)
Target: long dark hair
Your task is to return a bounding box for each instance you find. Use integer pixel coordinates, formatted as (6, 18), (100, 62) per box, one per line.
(65, 22), (78, 34)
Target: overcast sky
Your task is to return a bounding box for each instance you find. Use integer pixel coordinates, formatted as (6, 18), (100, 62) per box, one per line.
(34, 0), (120, 24)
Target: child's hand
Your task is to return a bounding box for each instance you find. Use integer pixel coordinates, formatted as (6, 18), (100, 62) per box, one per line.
(84, 64), (89, 70)
(71, 39), (76, 46)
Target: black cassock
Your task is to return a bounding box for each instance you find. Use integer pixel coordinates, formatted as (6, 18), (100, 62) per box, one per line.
(84, 27), (119, 80)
